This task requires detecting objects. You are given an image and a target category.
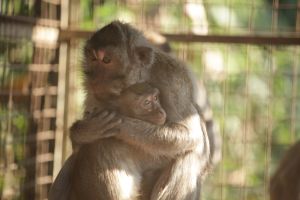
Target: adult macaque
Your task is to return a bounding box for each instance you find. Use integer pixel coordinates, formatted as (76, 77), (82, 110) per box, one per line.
(270, 141), (300, 200)
(69, 21), (210, 200)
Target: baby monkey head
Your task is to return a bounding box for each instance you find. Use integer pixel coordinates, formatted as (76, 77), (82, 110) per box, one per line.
(83, 21), (155, 101)
(118, 83), (166, 125)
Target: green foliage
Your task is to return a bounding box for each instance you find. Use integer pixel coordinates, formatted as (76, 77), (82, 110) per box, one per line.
(94, 2), (119, 22)
(79, 0), (135, 30)
(182, 43), (300, 200)
(180, 43), (295, 200)
(0, 0), (34, 16)
(0, 106), (28, 200)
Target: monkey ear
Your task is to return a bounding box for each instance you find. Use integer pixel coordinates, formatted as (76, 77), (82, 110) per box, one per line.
(136, 46), (154, 66)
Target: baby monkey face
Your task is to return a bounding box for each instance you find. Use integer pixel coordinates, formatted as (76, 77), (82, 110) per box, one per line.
(118, 83), (166, 125)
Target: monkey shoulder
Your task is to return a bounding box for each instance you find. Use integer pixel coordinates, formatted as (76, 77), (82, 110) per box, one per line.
(150, 51), (194, 97)
(151, 50), (191, 85)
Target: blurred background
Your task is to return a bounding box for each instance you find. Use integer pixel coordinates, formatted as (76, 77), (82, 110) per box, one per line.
(0, 0), (299, 199)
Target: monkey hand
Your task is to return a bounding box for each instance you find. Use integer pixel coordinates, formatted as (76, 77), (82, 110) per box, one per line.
(70, 110), (122, 145)
(91, 109), (123, 137)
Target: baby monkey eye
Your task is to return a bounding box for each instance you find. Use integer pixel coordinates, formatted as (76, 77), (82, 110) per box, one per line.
(153, 95), (158, 101)
(102, 56), (112, 64)
(144, 100), (151, 105)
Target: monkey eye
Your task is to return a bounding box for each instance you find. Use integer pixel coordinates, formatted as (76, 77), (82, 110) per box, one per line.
(153, 95), (158, 101)
(144, 100), (151, 106)
(102, 56), (112, 64)
(91, 50), (98, 61)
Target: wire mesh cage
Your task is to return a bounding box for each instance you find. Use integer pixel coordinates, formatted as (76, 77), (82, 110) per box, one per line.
(0, 0), (300, 200)
(0, 0), (61, 199)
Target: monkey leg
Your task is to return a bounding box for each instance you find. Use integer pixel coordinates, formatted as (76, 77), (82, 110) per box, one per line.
(49, 154), (75, 200)
(150, 152), (203, 200)
(140, 169), (162, 200)
(71, 138), (142, 200)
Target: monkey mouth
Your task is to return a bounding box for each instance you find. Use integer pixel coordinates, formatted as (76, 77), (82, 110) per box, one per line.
(156, 116), (166, 125)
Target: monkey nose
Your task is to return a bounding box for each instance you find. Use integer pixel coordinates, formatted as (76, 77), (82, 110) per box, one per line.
(93, 49), (105, 60)
(160, 110), (166, 116)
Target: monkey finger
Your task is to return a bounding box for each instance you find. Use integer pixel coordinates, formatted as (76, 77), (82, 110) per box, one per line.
(91, 110), (109, 120)
(101, 118), (122, 133)
(99, 111), (117, 124)
(87, 107), (100, 118)
(102, 128), (120, 138)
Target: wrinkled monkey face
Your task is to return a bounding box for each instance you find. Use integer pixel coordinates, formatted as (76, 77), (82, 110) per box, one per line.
(118, 83), (166, 125)
(84, 45), (130, 100)
(83, 21), (154, 101)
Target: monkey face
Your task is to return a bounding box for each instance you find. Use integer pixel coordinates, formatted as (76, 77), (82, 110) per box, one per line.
(83, 21), (155, 101)
(117, 83), (166, 125)
(137, 90), (166, 125)
(131, 88), (166, 125)
(139, 101), (166, 125)
(84, 46), (128, 100)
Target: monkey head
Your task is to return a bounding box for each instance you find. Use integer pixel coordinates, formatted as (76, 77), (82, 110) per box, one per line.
(83, 21), (154, 101)
(117, 83), (166, 125)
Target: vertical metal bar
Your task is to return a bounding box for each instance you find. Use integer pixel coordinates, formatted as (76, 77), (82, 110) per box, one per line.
(290, 47), (299, 143)
(297, 0), (300, 33)
(242, 45), (250, 200)
(53, 0), (69, 179)
(263, 1), (279, 199)
(290, 0), (300, 143)
(53, 43), (68, 179)
(220, 44), (228, 200)
(272, 0), (279, 32)
(264, 47), (274, 200)
(249, 0), (255, 32)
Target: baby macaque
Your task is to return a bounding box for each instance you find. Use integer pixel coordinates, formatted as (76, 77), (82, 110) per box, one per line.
(113, 82), (166, 125)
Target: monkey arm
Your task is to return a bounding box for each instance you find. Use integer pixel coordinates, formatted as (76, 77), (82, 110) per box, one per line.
(70, 111), (122, 145)
(70, 120), (101, 145)
(116, 107), (206, 157)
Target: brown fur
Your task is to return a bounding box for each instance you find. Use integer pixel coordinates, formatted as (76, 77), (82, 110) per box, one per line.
(147, 31), (221, 168)
(68, 21), (210, 200)
(49, 83), (166, 200)
(270, 141), (300, 200)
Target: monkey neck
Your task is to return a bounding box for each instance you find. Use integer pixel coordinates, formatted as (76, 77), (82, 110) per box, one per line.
(84, 93), (107, 112)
